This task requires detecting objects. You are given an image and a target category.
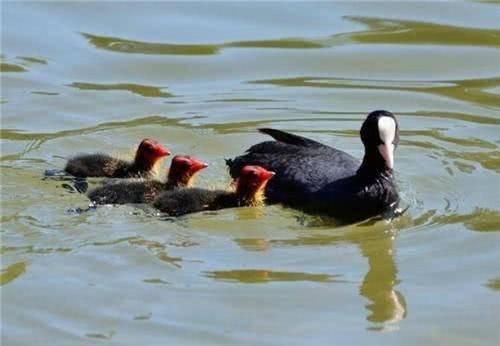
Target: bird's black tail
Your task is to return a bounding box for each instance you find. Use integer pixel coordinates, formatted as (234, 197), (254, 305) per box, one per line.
(258, 128), (322, 147)
(224, 158), (234, 168)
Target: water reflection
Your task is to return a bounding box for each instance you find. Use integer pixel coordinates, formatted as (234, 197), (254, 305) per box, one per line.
(484, 277), (500, 291)
(204, 269), (338, 283)
(234, 238), (269, 251)
(268, 222), (407, 328)
(357, 231), (407, 326)
(0, 261), (27, 286)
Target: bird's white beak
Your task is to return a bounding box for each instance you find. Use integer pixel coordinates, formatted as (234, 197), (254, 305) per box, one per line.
(377, 116), (396, 170)
(378, 143), (394, 170)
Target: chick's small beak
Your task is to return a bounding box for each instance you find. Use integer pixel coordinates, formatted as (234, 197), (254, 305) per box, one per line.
(155, 145), (171, 157)
(378, 143), (394, 170)
(191, 160), (209, 173)
(261, 170), (275, 181)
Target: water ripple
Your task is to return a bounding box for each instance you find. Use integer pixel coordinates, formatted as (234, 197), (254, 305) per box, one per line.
(17, 56), (48, 65)
(429, 207), (500, 232)
(204, 269), (340, 283)
(249, 76), (500, 109)
(0, 63), (26, 73)
(339, 16), (500, 47)
(68, 82), (173, 98)
(82, 32), (220, 55)
(0, 115), (199, 144)
(81, 16), (500, 57)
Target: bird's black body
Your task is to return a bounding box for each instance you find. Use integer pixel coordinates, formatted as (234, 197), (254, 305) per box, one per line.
(65, 154), (153, 178)
(305, 171), (399, 223)
(88, 179), (174, 205)
(153, 188), (238, 216)
(226, 111), (400, 223)
(227, 129), (360, 206)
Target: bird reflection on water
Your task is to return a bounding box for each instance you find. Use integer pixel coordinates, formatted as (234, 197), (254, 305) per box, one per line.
(234, 211), (408, 330)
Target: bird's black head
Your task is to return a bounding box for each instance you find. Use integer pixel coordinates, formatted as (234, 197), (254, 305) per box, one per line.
(359, 110), (399, 173)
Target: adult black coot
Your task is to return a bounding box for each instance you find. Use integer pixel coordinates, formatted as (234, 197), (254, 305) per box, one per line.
(226, 110), (400, 223)
(153, 165), (274, 216)
(87, 155), (208, 205)
(65, 138), (170, 178)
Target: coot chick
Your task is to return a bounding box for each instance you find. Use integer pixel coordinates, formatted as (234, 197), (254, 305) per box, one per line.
(65, 138), (170, 178)
(226, 110), (400, 223)
(153, 165), (274, 216)
(87, 155), (208, 204)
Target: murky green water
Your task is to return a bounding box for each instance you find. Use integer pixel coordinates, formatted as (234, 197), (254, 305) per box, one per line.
(1, 2), (500, 345)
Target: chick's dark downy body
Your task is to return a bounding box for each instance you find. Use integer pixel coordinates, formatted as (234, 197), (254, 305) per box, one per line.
(153, 165), (274, 216)
(65, 139), (169, 178)
(153, 188), (238, 216)
(88, 179), (176, 205)
(65, 154), (152, 178)
(87, 155), (208, 205)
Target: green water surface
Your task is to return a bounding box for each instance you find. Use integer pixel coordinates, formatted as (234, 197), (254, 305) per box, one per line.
(1, 2), (500, 345)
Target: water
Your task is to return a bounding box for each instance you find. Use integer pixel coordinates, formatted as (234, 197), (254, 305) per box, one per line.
(1, 2), (500, 345)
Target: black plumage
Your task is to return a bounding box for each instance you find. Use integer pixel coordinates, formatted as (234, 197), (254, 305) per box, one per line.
(226, 110), (400, 223)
